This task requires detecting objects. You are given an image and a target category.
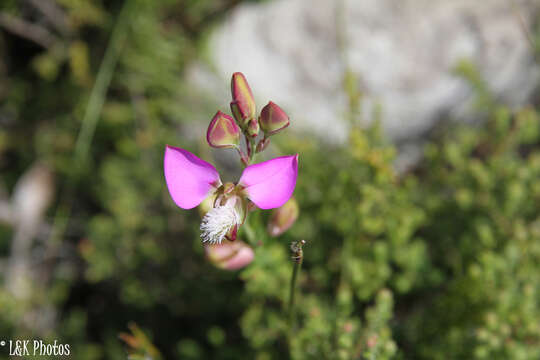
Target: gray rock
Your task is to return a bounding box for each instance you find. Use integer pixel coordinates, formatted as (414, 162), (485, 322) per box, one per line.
(191, 0), (539, 160)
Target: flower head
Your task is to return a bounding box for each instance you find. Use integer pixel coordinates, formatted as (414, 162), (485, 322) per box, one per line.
(164, 145), (298, 241)
(164, 72), (298, 271)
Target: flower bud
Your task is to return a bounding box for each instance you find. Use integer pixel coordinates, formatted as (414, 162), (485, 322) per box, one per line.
(259, 101), (289, 136)
(230, 102), (243, 126)
(205, 241), (254, 270)
(267, 196), (299, 237)
(206, 111), (240, 148)
(246, 118), (259, 138)
(230, 72), (256, 125)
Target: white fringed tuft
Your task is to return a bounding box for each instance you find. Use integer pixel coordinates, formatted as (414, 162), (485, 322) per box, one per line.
(200, 203), (240, 244)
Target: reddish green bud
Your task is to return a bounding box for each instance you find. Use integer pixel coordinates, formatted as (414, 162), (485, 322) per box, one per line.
(230, 102), (243, 125)
(259, 101), (289, 135)
(206, 111), (240, 148)
(267, 197), (299, 237)
(231, 72), (256, 125)
(246, 118), (259, 138)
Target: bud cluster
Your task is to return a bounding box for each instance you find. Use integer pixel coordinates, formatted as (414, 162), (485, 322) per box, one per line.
(167, 72), (300, 271)
(206, 72), (290, 165)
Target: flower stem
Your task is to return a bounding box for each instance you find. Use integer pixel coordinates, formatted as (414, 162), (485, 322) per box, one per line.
(288, 257), (302, 329)
(287, 240), (305, 332)
(235, 146), (249, 167)
(242, 221), (257, 247)
(245, 134), (252, 160)
(49, 0), (134, 246)
(74, 0), (133, 167)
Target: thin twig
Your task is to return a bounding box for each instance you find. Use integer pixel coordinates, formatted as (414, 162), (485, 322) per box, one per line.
(27, 0), (69, 35)
(74, 0), (133, 165)
(509, 0), (536, 51)
(0, 12), (56, 48)
(288, 259), (302, 327)
(49, 0), (134, 245)
(242, 220), (257, 247)
(288, 240), (305, 331)
(335, 0), (362, 126)
(245, 134), (252, 162)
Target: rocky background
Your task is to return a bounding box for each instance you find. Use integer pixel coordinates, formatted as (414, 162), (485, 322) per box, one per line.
(192, 0), (540, 166)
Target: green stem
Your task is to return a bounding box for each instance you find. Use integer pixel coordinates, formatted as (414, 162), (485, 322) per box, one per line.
(247, 135), (257, 164)
(250, 152), (258, 164)
(242, 221), (257, 247)
(74, 0), (133, 167)
(49, 0), (134, 245)
(288, 258), (302, 330)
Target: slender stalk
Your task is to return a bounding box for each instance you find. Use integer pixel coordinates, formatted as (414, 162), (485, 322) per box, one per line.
(235, 146), (248, 166)
(287, 240), (305, 331)
(242, 220), (257, 246)
(509, 0), (536, 52)
(249, 137), (256, 159)
(287, 257), (302, 328)
(244, 134), (252, 160)
(0, 12), (56, 48)
(74, 0), (133, 166)
(48, 0), (134, 245)
(245, 134), (258, 164)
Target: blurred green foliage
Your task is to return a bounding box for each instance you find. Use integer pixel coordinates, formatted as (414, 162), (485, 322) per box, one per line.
(0, 0), (539, 359)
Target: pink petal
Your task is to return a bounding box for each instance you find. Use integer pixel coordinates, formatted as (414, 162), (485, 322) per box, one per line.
(164, 145), (221, 209)
(238, 154), (298, 209)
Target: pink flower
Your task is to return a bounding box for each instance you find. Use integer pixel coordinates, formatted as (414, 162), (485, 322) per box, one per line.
(164, 145), (298, 244)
